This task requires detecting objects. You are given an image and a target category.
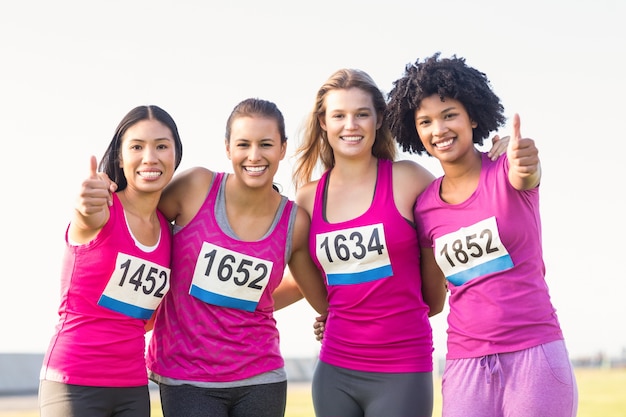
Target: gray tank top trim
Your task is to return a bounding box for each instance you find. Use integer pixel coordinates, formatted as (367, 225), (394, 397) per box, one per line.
(173, 173), (295, 263)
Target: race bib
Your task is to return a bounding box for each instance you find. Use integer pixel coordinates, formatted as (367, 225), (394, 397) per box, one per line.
(316, 223), (392, 285)
(189, 242), (273, 312)
(98, 252), (170, 319)
(434, 216), (513, 286)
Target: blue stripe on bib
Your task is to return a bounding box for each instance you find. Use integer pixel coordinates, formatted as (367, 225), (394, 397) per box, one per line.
(447, 254), (514, 286)
(98, 295), (154, 319)
(327, 264), (393, 286)
(190, 284), (257, 312)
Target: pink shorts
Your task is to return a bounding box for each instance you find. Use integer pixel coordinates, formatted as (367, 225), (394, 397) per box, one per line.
(442, 340), (578, 417)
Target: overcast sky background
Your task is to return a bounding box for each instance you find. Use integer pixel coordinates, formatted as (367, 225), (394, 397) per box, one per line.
(1, 0), (624, 360)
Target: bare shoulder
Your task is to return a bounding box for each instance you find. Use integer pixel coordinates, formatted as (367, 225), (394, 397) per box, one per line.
(391, 160), (436, 218)
(392, 160), (436, 190)
(393, 159), (433, 176)
(291, 204), (312, 251)
(294, 180), (319, 215)
(293, 204), (312, 230)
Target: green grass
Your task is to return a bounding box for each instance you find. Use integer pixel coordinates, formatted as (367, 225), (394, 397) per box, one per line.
(574, 367), (626, 417)
(3, 367), (625, 417)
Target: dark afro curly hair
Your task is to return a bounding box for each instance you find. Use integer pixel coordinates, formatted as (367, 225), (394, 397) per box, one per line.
(387, 53), (506, 155)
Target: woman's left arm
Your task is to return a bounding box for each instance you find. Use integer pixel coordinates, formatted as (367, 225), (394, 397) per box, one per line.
(421, 247), (447, 317)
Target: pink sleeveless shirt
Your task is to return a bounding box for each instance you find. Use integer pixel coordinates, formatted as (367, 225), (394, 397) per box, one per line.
(416, 153), (563, 359)
(41, 193), (172, 387)
(309, 159), (433, 372)
(146, 172), (295, 382)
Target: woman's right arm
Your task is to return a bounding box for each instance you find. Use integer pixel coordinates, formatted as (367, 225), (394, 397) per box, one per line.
(286, 205), (328, 315)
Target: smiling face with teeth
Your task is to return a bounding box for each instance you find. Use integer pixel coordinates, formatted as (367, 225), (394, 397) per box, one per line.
(319, 87), (382, 160)
(118, 119), (177, 194)
(226, 115), (286, 190)
(414, 94), (478, 163)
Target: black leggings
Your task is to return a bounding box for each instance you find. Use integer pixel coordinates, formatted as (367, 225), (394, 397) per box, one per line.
(39, 380), (150, 417)
(312, 360), (433, 417)
(158, 381), (287, 417)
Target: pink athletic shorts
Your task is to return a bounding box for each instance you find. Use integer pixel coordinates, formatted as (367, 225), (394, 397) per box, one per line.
(442, 340), (578, 417)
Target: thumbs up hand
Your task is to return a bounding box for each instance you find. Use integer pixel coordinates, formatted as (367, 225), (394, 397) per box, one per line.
(506, 114), (541, 190)
(76, 156), (115, 216)
(69, 156), (120, 243)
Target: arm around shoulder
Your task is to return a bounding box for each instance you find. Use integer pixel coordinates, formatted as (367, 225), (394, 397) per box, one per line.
(158, 166), (214, 223)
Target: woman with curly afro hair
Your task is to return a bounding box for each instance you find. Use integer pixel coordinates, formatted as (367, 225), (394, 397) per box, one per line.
(387, 53), (578, 417)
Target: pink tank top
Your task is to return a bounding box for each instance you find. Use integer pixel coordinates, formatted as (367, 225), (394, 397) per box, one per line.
(41, 193), (172, 386)
(416, 153), (563, 359)
(309, 159), (433, 372)
(146, 172), (295, 382)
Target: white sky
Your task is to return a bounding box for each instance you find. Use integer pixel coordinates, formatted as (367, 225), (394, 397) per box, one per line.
(1, 0), (624, 360)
